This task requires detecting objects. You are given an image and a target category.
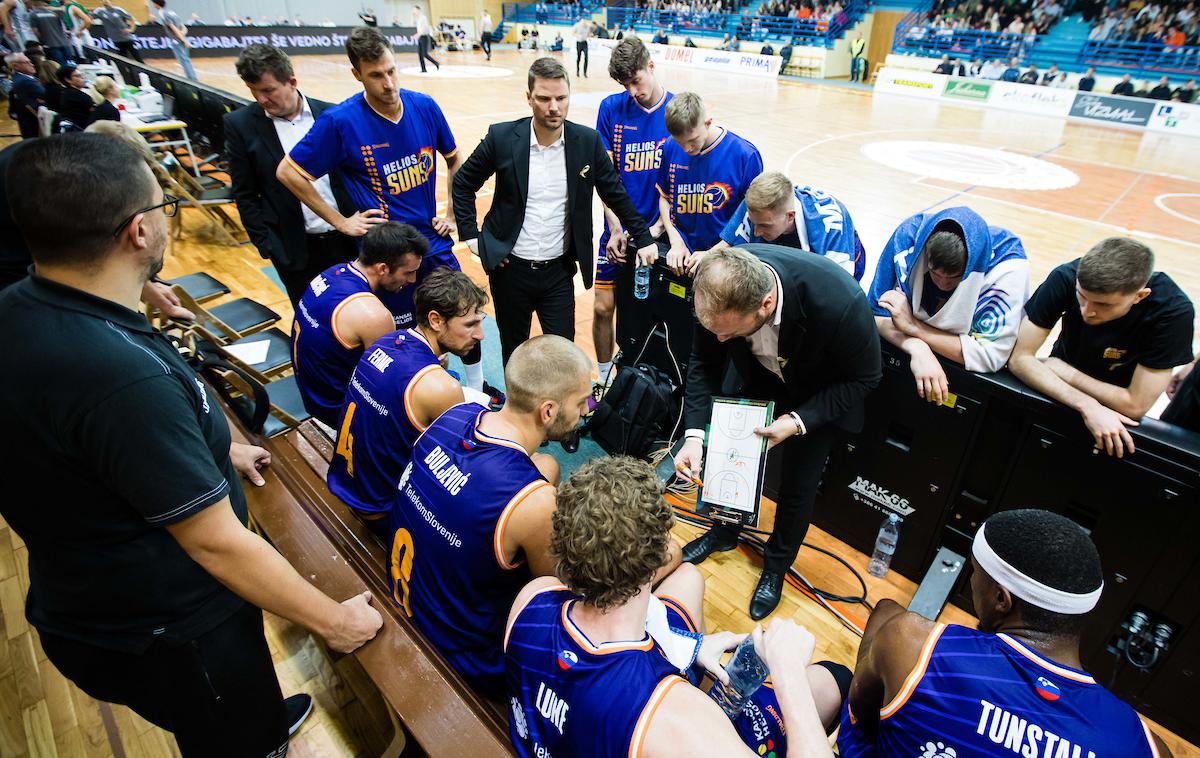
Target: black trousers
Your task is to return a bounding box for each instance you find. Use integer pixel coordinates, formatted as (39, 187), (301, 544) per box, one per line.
(576, 40), (589, 75)
(116, 40), (143, 62)
(40, 603), (288, 758)
(489, 255), (576, 365)
(481, 32), (492, 58)
(709, 375), (839, 573)
(1162, 366), (1199, 432)
(278, 230), (357, 308)
(417, 34), (440, 72)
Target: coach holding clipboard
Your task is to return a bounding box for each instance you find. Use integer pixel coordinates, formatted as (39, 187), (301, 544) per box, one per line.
(676, 244), (882, 620)
(452, 57), (658, 365)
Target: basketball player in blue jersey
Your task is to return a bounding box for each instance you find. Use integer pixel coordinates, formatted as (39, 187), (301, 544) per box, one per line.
(276, 27), (488, 393)
(839, 508), (1172, 758)
(329, 269), (488, 539)
(387, 335), (594, 696)
(292, 222), (428, 428)
(649, 92), (763, 271)
(505, 456), (848, 758)
(697, 171), (867, 282)
(591, 37), (674, 387)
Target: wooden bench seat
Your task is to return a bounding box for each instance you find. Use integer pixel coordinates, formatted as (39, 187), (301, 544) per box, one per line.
(229, 411), (516, 756)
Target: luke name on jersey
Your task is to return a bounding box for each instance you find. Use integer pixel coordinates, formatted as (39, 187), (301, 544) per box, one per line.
(975, 700), (1099, 758)
(621, 137), (667, 173)
(674, 180), (733, 215)
(383, 147), (435, 195)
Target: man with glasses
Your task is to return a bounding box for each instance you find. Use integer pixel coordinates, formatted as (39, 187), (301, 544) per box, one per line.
(0, 134), (384, 755)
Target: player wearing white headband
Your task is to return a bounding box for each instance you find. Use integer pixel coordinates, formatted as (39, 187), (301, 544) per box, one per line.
(837, 508), (1172, 758)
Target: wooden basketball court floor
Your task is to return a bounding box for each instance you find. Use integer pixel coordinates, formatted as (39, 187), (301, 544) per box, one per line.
(0, 46), (1198, 757)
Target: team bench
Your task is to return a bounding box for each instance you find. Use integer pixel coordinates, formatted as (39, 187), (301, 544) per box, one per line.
(227, 411), (516, 756)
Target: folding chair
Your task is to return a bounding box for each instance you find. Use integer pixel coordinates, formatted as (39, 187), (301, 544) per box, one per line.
(170, 284), (282, 344)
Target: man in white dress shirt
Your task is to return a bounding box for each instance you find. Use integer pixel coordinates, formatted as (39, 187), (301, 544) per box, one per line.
(413, 5), (440, 73)
(225, 44), (357, 306)
(480, 9), (493, 59)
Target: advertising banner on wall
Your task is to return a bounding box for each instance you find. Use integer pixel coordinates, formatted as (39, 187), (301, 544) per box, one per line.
(591, 38), (783, 78)
(943, 77), (993, 101)
(90, 25), (418, 59)
(1146, 101), (1200, 137)
(1070, 93), (1156, 127)
(874, 67), (945, 99)
(989, 81), (1075, 116)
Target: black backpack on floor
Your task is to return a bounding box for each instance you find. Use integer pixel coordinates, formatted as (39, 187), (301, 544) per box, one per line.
(585, 321), (684, 459)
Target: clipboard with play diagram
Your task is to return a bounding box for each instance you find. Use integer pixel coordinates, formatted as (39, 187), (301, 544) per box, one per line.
(697, 397), (773, 528)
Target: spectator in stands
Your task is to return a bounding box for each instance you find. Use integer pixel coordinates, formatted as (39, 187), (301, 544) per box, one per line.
(505, 456), (846, 758)
(0, 0), (35, 51)
(150, 0), (196, 81)
(328, 269), (488, 538)
(358, 7), (378, 26)
(51, 63), (91, 131)
(27, 0), (69, 65)
(870, 207), (1030, 404)
(702, 171), (866, 282)
(779, 37), (793, 71)
(35, 55), (60, 108)
(1051, 71), (1071, 87)
(92, 0), (140, 62)
(1150, 75), (1174, 98)
(980, 58), (1005, 78)
(685, 34), (697, 46)
(1001, 56), (1021, 81)
(837, 509), (1172, 757)
(1078, 65), (1096, 91)
(1175, 78), (1197, 101)
(1113, 72), (1135, 95)
(760, 39), (774, 55)
(387, 335), (597, 696)
(551, 31), (563, 50)
(933, 53), (953, 73)
(717, 31), (731, 49)
(291, 223), (429, 427)
(5, 51), (42, 138)
(1009, 238), (1195, 458)
(1019, 62), (1039, 83)
(0, 133), (384, 757)
(656, 92), (763, 270)
(967, 57), (983, 76)
(226, 43), (357, 307)
(91, 75), (120, 122)
(1041, 62), (1060, 84)
(653, 26), (669, 43)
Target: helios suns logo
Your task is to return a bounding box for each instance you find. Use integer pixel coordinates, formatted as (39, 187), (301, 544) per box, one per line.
(675, 181), (733, 214)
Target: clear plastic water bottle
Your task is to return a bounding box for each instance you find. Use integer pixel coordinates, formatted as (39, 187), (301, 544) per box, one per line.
(708, 635), (769, 718)
(868, 513), (901, 578)
(634, 264), (651, 300)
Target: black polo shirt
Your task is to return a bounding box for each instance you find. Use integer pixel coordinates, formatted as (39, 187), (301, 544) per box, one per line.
(1024, 259), (1195, 388)
(0, 274), (247, 653)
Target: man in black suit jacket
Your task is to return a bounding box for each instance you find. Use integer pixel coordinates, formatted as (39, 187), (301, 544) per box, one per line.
(676, 245), (882, 619)
(452, 57), (659, 365)
(224, 44), (356, 306)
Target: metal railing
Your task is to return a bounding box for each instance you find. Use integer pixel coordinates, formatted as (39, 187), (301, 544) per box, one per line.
(893, 24), (1200, 77)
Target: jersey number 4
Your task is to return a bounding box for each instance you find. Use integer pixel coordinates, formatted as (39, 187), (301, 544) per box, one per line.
(390, 527), (415, 617)
(335, 401), (357, 476)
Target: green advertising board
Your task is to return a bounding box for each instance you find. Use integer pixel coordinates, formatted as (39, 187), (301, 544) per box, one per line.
(943, 79), (993, 101)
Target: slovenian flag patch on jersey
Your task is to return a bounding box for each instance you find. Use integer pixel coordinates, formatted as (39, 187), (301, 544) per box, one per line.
(557, 650), (578, 670)
(1035, 676), (1062, 701)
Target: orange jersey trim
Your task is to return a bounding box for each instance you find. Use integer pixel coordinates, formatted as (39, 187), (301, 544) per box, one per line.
(628, 676), (686, 758)
(493, 479), (553, 570)
(284, 154), (318, 182)
(403, 363), (443, 433)
(880, 622), (946, 720)
(657, 595), (698, 634)
(503, 582), (569, 651)
(330, 292), (378, 349)
(561, 601), (656, 655)
(996, 634), (1097, 684)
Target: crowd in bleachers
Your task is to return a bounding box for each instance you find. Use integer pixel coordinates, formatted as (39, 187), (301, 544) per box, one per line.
(929, 51), (1199, 96)
(921, 0), (1067, 34)
(1087, 0), (1199, 46)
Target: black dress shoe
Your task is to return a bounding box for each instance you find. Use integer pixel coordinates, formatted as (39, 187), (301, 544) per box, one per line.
(681, 529), (739, 564)
(749, 569), (784, 621)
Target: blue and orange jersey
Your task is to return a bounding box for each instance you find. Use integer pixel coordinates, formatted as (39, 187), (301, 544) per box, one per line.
(837, 623), (1159, 758)
(286, 90), (458, 255)
(328, 328), (443, 516)
(292, 262), (376, 427)
(656, 127), (763, 252)
(597, 89), (674, 234)
(389, 403), (547, 694)
(504, 586), (686, 757)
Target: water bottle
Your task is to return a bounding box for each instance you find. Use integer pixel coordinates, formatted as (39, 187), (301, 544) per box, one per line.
(634, 264), (651, 300)
(868, 513), (901, 578)
(708, 635), (769, 718)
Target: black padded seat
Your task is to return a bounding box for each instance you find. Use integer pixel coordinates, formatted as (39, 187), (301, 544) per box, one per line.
(167, 272), (229, 303)
(263, 375), (310, 438)
(224, 328), (292, 375)
(209, 298), (280, 337)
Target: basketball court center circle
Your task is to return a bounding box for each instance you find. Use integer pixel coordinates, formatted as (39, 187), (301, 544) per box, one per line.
(860, 140), (1080, 191)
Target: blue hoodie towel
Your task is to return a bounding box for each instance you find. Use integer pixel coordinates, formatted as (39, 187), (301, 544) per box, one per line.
(868, 206), (1030, 373)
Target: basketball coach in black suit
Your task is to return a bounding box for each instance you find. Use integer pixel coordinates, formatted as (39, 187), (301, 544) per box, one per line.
(675, 244), (882, 620)
(224, 44), (356, 307)
(452, 57), (659, 365)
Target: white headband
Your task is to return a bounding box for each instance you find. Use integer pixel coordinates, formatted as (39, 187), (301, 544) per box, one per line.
(972, 522), (1103, 615)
